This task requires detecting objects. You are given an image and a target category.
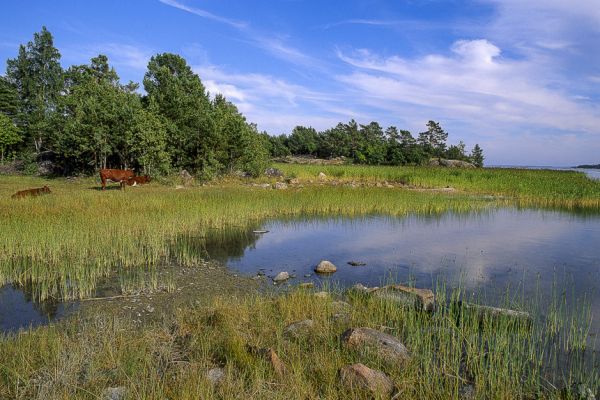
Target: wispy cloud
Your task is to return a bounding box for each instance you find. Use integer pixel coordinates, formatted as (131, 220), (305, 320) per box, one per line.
(62, 42), (154, 72)
(158, 0), (247, 29)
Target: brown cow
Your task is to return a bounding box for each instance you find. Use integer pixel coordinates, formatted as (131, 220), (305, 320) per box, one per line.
(126, 175), (151, 186)
(12, 185), (51, 199)
(99, 168), (135, 190)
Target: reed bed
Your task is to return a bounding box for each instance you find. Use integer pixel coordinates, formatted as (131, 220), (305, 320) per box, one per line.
(0, 174), (496, 301)
(0, 285), (596, 399)
(276, 164), (600, 210)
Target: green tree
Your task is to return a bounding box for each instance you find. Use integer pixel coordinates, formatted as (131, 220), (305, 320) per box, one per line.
(470, 144), (484, 167)
(143, 53), (213, 171)
(418, 120), (448, 156)
(5, 26), (63, 153)
(0, 76), (20, 121)
(446, 140), (467, 160)
(0, 113), (22, 162)
(287, 126), (319, 155)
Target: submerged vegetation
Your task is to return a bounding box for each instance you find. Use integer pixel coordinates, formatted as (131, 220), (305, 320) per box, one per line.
(0, 285), (597, 399)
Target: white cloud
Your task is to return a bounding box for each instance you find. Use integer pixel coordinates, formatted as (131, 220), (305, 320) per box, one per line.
(158, 0), (247, 29)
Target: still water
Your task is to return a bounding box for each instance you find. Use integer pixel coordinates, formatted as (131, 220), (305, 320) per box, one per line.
(208, 209), (600, 339)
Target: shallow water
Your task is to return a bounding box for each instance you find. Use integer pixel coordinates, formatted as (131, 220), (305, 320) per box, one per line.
(208, 209), (600, 340)
(0, 285), (75, 333)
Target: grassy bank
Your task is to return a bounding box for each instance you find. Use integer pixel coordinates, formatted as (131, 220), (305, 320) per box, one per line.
(1, 286), (596, 399)
(276, 164), (600, 209)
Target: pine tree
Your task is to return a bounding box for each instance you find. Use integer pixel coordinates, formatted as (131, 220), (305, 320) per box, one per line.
(470, 144), (484, 167)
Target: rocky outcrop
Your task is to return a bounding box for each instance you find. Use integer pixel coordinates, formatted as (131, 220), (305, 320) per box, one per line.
(342, 327), (410, 363)
(428, 158), (476, 168)
(373, 285), (435, 312)
(339, 363), (394, 397)
(315, 260), (337, 273)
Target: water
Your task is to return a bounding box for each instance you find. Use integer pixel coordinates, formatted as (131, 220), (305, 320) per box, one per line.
(207, 209), (600, 340)
(0, 285), (75, 333)
(489, 165), (600, 180)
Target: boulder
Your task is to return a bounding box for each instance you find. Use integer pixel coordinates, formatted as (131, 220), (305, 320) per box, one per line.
(264, 167), (284, 177)
(206, 367), (225, 385)
(373, 285), (435, 312)
(342, 327), (410, 363)
(273, 271), (290, 283)
(284, 319), (314, 340)
(339, 363), (394, 397)
(318, 172), (327, 180)
(315, 260), (337, 274)
(347, 261), (367, 266)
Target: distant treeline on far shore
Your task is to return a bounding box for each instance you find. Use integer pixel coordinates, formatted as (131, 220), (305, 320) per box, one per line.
(0, 27), (483, 178)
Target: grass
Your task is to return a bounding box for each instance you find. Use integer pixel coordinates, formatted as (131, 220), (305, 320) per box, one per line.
(275, 163), (600, 210)
(0, 285), (597, 399)
(0, 173), (497, 302)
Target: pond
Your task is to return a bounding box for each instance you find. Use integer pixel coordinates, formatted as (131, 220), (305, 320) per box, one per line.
(206, 208), (600, 343)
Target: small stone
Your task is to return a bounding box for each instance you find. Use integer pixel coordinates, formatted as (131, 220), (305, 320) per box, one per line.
(299, 282), (314, 288)
(351, 283), (370, 293)
(315, 260), (337, 274)
(288, 178), (299, 184)
(339, 363), (394, 397)
(314, 291), (329, 298)
(207, 367), (225, 385)
(342, 327), (410, 363)
(283, 319), (314, 340)
(318, 172), (327, 180)
(102, 387), (126, 400)
(304, 273), (312, 278)
(274, 182), (288, 190)
(273, 271), (290, 282)
(348, 261), (367, 266)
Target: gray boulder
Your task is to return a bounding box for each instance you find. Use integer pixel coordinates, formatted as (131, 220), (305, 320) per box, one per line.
(273, 271), (290, 283)
(373, 285), (435, 312)
(315, 260), (337, 273)
(284, 319), (314, 340)
(339, 363), (394, 397)
(342, 327), (410, 363)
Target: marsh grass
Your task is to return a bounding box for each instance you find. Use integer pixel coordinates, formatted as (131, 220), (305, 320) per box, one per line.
(0, 285), (596, 399)
(0, 174), (496, 301)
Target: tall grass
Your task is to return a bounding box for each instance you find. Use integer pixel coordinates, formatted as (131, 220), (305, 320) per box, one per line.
(0, 175), (495, 301)
(276, 164), (600, 210)
(0, 285), (596, 399)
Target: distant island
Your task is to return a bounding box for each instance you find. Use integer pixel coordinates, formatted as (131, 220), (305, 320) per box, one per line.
(576, 164), (600, 169)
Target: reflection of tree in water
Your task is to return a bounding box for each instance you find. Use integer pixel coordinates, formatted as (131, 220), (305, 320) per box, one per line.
(8, 283), (60, 318)
(172, 223), (263, 263)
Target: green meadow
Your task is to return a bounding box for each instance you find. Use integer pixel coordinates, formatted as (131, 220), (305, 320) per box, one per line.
(1, 166), (599, 399)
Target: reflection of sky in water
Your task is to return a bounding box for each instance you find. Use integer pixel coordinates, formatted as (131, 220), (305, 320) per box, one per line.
(221, 209), (600, 337)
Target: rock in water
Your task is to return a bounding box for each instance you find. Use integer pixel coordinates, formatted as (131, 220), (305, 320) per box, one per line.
(342, 327), (410, 363)
(273, 271), (290, 282)
(339, 363), (394, 397)
(315, 260), (337, 273)
(373, 285), (435, 312)
(347, 261), (367, 266)
(283, 319), (314, 340)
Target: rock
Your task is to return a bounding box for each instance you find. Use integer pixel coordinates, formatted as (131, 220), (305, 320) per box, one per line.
(460, 302), (531, 321)
(314, 291), (329, 298)
(273, 271), (290, 283)
(347, 261), (367, 266)
(339, 363), (394, 397)
(342, 327), (410, 363)
(318, 172), (327, 180)
(315, 260), (337, 274)
(351, 283), (370, 293)
(287, 177), (299, 184)
(284, 319), (314, 340)
(102, 387), (126, 400)
(207, 367), (225, 385)
(262, 348), (287, 377)
(459, 384), (476, 400)
(373, 285), (435, 312)
(259, 183), (271, 189)
(299, 282), (314, 288)
(331, 300), (352, 313)
(264, 167), (284, 177)
(273, 182), (288, 190)
(175, 185), (185, 189)
(304, 273), (312, 278)
(428, 158), (475, 168)
(180, 170), (193, 185)
(253, 230), (269, 234)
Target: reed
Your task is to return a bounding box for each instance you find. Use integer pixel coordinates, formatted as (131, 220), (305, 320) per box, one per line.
(0, 285), (596, 399)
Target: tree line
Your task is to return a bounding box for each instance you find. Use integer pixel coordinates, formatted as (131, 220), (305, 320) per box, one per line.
(0, 27), (484, 178)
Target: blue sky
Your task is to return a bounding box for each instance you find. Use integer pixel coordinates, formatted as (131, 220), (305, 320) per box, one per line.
(1, 0), (599, 166)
